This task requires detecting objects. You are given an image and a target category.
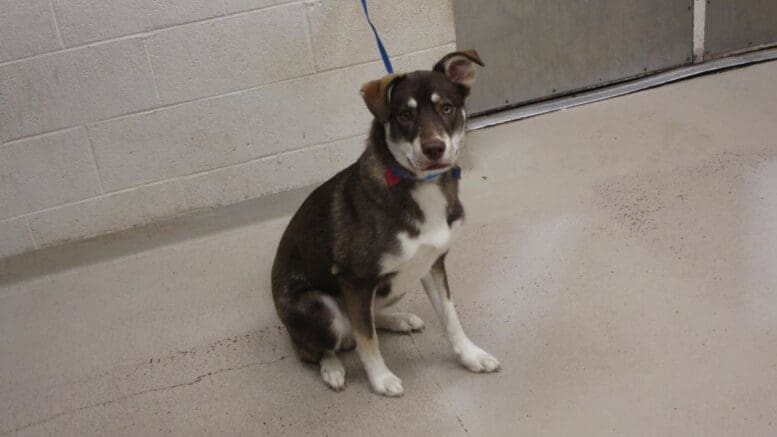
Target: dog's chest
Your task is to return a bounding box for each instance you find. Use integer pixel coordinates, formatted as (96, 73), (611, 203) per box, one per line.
(380, 183), (462, 292)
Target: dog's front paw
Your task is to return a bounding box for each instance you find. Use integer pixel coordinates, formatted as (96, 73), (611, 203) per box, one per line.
(369, 372), (404, 397)
(456, 344), (501, 373)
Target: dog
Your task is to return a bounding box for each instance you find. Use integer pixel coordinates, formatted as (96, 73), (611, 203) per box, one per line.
(271, 50), (500, 397)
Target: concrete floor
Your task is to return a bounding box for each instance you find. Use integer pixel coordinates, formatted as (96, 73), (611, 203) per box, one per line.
(2, 61), (777, 436)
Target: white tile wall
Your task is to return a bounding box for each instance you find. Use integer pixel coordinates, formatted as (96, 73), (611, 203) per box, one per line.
(0, 0), (62, 62)
(0, 0), (455, 257)
(328, 135), (368, 173)
(241, 63), (379, 156)
(181, 144), (332, 211)
(28, 181), (189, 248)
(0, 128), (100, 220)
(88, 95), (251, 191)
(0, 218), (36, 258)
(0, 38), (159, 142)
(223, 0), (290, 14)
(307, 0), (454, 71)
(146, 4), (315, 105)
(52, 0), (226, 46)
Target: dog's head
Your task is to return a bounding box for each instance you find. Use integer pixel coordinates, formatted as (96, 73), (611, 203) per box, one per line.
(360, 50), (484, 177)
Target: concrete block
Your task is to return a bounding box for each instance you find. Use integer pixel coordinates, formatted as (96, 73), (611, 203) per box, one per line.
(0, 218), (35, 259)
(28, 180), (188, 248)
(306, 0), (454, 71)
(241, 44), (455, 157)
(0, 0), (62, 62)
(223, 0), (293, 14)
(182, 145), (332, 211)
(328, 135), (367, 172)
(146, 4), (314, 104)
(88, 95), (252, 192)
(0, 128), (100, 220)
(242, 62), (379, 156)
(391, 43), (457, 72)
(52, 0), (225, 46)
(0, 38), (158, 142)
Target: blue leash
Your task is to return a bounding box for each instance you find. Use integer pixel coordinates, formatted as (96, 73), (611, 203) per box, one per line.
(360, 0), (393, 73)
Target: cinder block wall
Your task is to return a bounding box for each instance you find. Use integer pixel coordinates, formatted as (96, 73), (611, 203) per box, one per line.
(0, 0), (455, 258)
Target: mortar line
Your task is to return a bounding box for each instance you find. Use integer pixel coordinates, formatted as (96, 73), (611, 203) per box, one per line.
(0, 1), (307, 68)
(25, 218), (39, 250)
(84, 126), (106, 193)
(302, 1), (320, 71)
(8, 133), (365, 222)
(1, 42), (455, 144)
(47, 0), (65, 49)
(141, 39), (163, 104)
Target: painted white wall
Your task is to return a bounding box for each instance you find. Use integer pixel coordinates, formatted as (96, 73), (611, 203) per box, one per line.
(0, 0), (455, 257)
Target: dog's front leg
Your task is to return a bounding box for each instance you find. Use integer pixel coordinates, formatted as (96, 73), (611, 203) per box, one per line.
(341, 278), (404, 396)
(421, 255), (501, 373)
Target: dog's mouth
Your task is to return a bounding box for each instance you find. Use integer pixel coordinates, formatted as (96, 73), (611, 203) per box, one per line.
(423, 163), (451, 171)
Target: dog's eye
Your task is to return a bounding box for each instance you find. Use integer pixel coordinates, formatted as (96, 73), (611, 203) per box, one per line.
(398, 110), (413, 122)
(441, 103), (454, 114)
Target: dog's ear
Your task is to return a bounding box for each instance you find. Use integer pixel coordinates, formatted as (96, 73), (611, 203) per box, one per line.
(360, 73), (403, 122)
(433, 50), (484, 95)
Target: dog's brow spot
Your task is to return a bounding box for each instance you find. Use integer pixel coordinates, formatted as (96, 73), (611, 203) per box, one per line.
(407, 98), (417, 108)
(431, 93), (440, 103)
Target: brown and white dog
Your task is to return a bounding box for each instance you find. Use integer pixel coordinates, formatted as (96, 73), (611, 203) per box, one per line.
(271, 50), (500, 397)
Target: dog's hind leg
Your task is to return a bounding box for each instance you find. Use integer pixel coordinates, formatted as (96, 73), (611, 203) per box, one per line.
(281, 291), (351, 390)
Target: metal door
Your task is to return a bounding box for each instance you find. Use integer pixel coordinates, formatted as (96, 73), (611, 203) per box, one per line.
(705, 0), (777, 59)
(454, 0), (694, 115)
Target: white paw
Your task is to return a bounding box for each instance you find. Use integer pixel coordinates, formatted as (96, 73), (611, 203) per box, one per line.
(370, 372), (404, 397)
(376, 312), (425, 333)
(320, 356), (346, 391)
(456, 346), (501, 373)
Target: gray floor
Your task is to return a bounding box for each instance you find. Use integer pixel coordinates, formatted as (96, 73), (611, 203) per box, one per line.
(2, 61), (777, 436)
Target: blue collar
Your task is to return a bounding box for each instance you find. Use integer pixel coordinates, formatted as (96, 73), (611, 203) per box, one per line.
(385, 166), (461, 187)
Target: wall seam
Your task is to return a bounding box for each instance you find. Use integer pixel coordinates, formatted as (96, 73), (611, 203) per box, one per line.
(25, 218), (39, 250)
(141, 38), (163, 104)
(47, 0), (66, 48)
(302, 1), (320, 71)
(84, 126), (106, 193)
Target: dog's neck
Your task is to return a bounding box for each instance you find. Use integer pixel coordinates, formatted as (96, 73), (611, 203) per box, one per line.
(363, 120), (402, 176)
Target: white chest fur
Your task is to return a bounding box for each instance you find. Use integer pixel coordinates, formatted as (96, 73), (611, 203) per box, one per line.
(380, 183), (462, 294)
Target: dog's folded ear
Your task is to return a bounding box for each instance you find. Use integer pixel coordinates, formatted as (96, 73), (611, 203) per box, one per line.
(360, 73), (404, 122)
(433, 50), (485, 95)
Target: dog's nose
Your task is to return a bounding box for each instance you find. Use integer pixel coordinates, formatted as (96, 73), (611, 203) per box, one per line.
(421, 140), (445, 161)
